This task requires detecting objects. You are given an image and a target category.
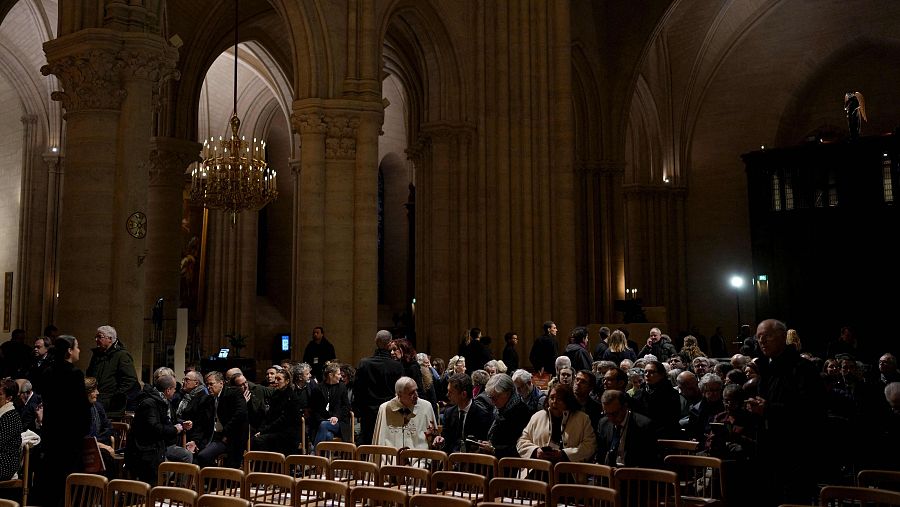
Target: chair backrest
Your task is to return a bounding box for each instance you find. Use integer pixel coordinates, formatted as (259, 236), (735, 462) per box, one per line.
(199, 467), (245, 497)
(285, 454), (329, 480)
(431, 471), (487, 503)
(197, 494), (250, 507)
(244, 472), (295, 506)
(0, 499), (18, 507)
(663, 454), (724, 502)
(296, 478), (349, 507)
(158, 462), (201, 491)
(243, 451), (286, 475)
(819, 486), (900, 507)
(448, 453), (498, 479)
(487, 478), (548, 505)
(858, 470), (900, 492)
(329, 459), (380, 488)
(315, 441), (357, 462)
(551, 484), (618, 507)
(149, 486), (198, 507)
(107, 479), (151, 507)
(399, 449), (449, 474)
(657, 439), (698, 457)
(554, 462), (614, 488)
(356, 445), (399, 466)
(110, 422), (130, 451)
(408, 493), (472, 507)
(0, 443), (32, 506)
(613, 467), (681, 507)
(66, 473), (108, 507)
(350, 486), (408, 507)
(498, 457), (552, 484)
(381, 465), (430, 495)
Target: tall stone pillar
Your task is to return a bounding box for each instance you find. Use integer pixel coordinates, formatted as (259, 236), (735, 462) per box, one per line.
(15, 114), (43, 335)
(353, 110), (382, 359)
(42, 30), (178, 372)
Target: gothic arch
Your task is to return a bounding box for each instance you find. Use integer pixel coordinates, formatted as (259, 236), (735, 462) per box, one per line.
(626, 75), (664, 186)
(572, 42), (602, 164)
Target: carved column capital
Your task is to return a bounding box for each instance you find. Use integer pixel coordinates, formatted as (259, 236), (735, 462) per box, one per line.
(148, 137), (201, 186)
(292, 112), (328, 135)
(42, 47), (126, 112)
(324, 115), (360, 160)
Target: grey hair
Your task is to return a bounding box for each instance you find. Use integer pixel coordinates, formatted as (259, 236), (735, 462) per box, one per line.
(512, 369), (532, 383)
(471, 369), (490, 386)
(395, 376), (418, 395)
(415, 352), (429, 365)
(375, 330), (393, 349)
(555, 356), (572, 370)
(97, 325), (117, 342)
(153, 367), (175, 383)
(699, 373), (723, 392)
(484, 359), (499, 371)
(485, 373), (515, 396)
(155, 374), (176, 391)
(19, 379), (32, 394)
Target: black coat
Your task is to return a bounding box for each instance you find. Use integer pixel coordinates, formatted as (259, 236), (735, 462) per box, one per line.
(254, 386), (304, 455)
(631, 379), (682, 437)
(354, 349), (404, 414)
(530, 335), (558, 374)
(596, 410), (660, 467)
(204, 386), (249, 453)
(440, 395), (493, 453)
(310, 382), (352, 442)
(488, 394), (533, 458)
(126, 384), (177, 472)
(303, 338), (336, 381)
(502, 345), (519, 372)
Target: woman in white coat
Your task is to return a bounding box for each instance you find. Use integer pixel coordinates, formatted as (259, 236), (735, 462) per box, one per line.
(517, 383), (596, 463)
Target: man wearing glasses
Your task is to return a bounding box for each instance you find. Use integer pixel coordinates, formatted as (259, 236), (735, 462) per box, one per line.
(196, 371), (248, 468)
(596, 389), (658, 467)
(631, 360), (681, 437)
(177, 370), (208, 451)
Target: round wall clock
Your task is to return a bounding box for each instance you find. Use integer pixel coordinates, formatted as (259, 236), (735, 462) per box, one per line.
(126, 211), (147, 239)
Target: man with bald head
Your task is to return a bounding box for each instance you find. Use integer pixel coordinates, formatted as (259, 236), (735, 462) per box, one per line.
(354, 330), (404, 445)
(747, 319), (824, 506)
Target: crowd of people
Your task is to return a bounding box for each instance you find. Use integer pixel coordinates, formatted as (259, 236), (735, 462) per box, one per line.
(0, 320), (897, 507)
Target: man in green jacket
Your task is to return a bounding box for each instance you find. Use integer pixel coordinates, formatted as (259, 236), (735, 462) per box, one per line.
(87, 325), (139, 419)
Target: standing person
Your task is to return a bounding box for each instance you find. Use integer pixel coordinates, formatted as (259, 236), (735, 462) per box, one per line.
(462, 328), (491, 373)
(502, 332), (520, 372)
(39, 336), (91, 507)
(565, 327), (593, 372)
(747, 319), (825, 507)
(638, 328), (677, 362)
(709, 327), (728, 358)
(593, 327), (611, 359)
(303, 326), (336, 382)
(530, 321), (559, 375)
(1, 329), (31, 378)
(353, 330), (404, 445)
(86, 325), (139, 420)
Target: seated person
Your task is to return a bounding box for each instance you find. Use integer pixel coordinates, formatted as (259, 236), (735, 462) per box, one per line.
(309, 362), (352, 447)
(512, 369), (546, 414)
(0, 378), (23, 481)
(252, 367), (303, 455)
(596, 389), (659, 467)
(85, 377), (116, 476)
(372, 376), (437, 450)
(705, 383), (757, 460)
(483, 373), (533, 458)
(517, 383), (596, 464)
(432, 373), (491, 453)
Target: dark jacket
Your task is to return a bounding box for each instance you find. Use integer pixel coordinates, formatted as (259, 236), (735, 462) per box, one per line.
(254, 385), (304, 455)
(638, 340), (678, 362)
(177, 385), (210, 447)
(204, 386), (249, 449)
(488, 394), (533, 458)
(631, 378), (682, 437)
(565, 343), (593, 372)
(354, 348), (404, 414)
(310, 382), (352, 442)
(126, 384), (177, 475)
(440, 395), (493, 453)
(18, 392), (42, 433)
(303, 338), (336, 381)
(86, 341), (139, 419)
(596, 410), (659, 467)
(600, 348), (636, 365)
(530, 335), (558, 374)
(503, 344), (519, 372)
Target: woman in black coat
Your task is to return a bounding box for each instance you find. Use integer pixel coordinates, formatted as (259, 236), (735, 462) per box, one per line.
(40, 336), (91, 507)
(310, 362), (352, 446)
(252, 368), (302, 455)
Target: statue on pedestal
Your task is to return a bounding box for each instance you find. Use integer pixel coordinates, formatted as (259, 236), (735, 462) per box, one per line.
(844, 91), (867, 139)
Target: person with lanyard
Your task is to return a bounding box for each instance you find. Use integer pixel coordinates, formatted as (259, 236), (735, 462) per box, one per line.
(516, 383), (596, 463)
(596, 389), (659, 467)
(310, 362), (352, 446)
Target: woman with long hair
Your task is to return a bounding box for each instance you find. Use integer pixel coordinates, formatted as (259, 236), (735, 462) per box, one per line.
(40, 336), (91, 506)
(679, 335), (707, 364)
(393, 339), (424, 396)
(516, 383), (596, 463)
(601, 330), (637, 364)
(252, 367), (303, 455)
(0, 378), (23, 481)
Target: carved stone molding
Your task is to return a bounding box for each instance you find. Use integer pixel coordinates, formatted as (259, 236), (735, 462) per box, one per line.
(148, 137), (201, 186)
(420, 121), (476, 144)
(292, 113), (327, 136)
(41, 48), (126, 112)
(324, 115), (359, 160)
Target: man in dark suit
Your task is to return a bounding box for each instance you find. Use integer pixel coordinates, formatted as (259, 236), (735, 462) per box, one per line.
(433, 373), (492, 453)
(529, 321), (559, 375)
(596, 389), (659, 467)
(16, 379), (41, 432)
(196, 371), (248, 468)
(353, 330), (404, 445)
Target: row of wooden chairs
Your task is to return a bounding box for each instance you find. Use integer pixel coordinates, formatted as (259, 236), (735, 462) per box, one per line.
(779, 485), (900, 507)
(66, 473), (251, 507)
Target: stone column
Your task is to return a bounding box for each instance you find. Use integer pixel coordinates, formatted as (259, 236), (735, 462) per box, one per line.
(15, 114), (42, 334)
(353, 110), (382, 359)
(42, 151), (64, 328)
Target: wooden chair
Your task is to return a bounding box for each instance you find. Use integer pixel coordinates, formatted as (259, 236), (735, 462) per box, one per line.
(350, 411), (356, 445)
(197, 494), (250, 507)
(199, 467), (244, 497)
(315, 441), (357, 462)
(663, 455), (724, 506)
(149, 486), (198, 507)
(858, 470), (900, 492)
(381, 465), (430, 495)
(819, 485), (900, 507)
(286, 454), (330, 480)
(111, 422), (130, 451)
(0, 443), (31, 506)
(658, 439), (699, 457)
(65, 473), (108, 507)
(551, 484), (618, 507)
(356, 445), (399, 466)
(242, 451), (286, 475)
(408, 493), (472, 507)
(300, 416), (308, 454)
(158, 462), (201, 491)
(614, 467), (681, 507)
(243, 472), (295, 506)
(554, 462), (614, 488)
(107, 479), (151, 507)
(295, 478), (349, 507)
(0, 499), (18, 507)
(448, 452), (498, 479)
(487, 477), (549, 505)
(498, 457), (552, 484)
(329, 459), (380, 488)
(350, 486), (408, 507)
(431, 471), (487, 503)
(399, 449), (449, 473)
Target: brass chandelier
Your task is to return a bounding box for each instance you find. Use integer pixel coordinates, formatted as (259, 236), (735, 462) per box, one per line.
(190, 0), (277, 215)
